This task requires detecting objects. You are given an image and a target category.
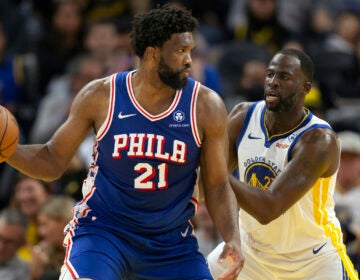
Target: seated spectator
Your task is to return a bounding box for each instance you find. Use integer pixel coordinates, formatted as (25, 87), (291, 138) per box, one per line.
(334, 130), (360, 270)
(335, 131), (360, 232)
(30, 196), (75, 280)
(227, 0), (293, 55)
(10, 174), (52, 263)
(216, 41), (270, 100)
(34, 0), (85, 96)
(29, 54), (104, 144)
(0, 208), (30, 280)
(190, 32), (222, 96)
(310, 11), (360, 102)
(83, 18), (136, 75)
(0, 20), (39, 139)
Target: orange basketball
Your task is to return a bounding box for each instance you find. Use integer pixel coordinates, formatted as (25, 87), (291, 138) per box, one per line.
(0, 105), (19, 163)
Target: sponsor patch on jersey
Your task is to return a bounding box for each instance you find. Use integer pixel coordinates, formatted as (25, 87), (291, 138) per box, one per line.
(173, 110), (185, 122)
(168, 110), (190, 128)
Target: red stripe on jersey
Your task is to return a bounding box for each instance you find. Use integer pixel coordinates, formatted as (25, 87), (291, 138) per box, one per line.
(191, 82), (201, 146)
(97, 74), (116, 140)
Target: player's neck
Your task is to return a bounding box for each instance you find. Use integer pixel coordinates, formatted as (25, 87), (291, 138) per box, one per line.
(131, 70), (177, 115)
(265, 108), (307, 136)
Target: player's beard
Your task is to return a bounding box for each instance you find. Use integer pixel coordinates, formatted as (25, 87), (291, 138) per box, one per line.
(158, 57), (188, 90)
(265, 91), (299, 112)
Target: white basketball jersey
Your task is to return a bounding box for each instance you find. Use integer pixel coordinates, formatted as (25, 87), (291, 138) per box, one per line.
(236, 101), (352, 263)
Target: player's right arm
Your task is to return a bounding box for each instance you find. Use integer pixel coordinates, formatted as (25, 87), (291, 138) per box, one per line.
(228, 113), (340, 224)
(6, 77), (111, 181)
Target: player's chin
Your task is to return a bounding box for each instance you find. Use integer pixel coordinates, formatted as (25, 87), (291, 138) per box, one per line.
(265, 98), (280, 110)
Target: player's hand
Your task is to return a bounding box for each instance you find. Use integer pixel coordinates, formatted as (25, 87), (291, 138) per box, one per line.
(216, 240), (244, 280)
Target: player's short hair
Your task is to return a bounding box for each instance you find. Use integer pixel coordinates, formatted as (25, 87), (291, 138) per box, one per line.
(130, 4), (198, 58)
(279, 48), (314, 81)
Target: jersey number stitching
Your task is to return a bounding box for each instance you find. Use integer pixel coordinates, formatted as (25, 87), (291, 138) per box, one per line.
(134, 163), (168, 190)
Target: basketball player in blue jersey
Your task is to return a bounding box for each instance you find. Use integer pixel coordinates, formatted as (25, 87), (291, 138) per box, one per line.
(207, 49), (359, 279)
(6, 4), (243, 280)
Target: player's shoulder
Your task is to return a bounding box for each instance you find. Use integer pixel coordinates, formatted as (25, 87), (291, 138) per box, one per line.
(301, 125), (338, 146)
(195, 84), (228, 135)
(73, 76), (112, 105)
(196, 84), (226, 115)
(228, 101), (255, 126)
(197, 84), (222, 102)
(229, 102), (254, 117)
(69, 75), (113, 122)
(80, 76), (112, 97)
(296, 126), (340, 176)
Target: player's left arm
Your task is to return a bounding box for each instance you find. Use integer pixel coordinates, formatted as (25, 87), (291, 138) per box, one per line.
(197, 86), (244, 279)
(229, 127), (340, 224)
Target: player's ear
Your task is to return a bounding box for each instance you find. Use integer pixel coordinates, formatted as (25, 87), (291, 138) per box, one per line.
(144, 46), (159, 62)
(303, 81), (312, 95)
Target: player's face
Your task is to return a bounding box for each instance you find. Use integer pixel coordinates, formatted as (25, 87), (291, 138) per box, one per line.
(158, 56), (188, 89)
(264, 54), (307, 112)
(158, 32), (195, 90)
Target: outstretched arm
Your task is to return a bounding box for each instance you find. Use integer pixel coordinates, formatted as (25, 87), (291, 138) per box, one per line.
(198, 87), (244, 279)
(6, 78), (110, 181)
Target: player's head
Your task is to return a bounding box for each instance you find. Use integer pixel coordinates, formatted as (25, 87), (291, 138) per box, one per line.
(130, 4), (198, 58)
(130, 4), (198, 89)
(264, 48), (314, 112)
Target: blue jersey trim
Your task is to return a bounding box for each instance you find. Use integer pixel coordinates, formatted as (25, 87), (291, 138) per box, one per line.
(236, 102), (259, 148)
(287, 124), (332, 162)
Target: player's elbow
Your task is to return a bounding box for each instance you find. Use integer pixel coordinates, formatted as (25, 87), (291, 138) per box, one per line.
(255, 214), (276, 225)
(37, 170), (63, 182)
(251, 206), (283, 225)
(40, 163), (67, 182)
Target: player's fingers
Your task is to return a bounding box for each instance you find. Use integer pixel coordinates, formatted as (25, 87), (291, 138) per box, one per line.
(216, 244), (244, 279)
(217, 243), (231, 263)
(216, 264), (241, 280)
(219, 256), (243, 279)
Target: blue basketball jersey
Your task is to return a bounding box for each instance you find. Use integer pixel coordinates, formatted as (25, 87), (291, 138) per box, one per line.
(81, 71), (201, 234)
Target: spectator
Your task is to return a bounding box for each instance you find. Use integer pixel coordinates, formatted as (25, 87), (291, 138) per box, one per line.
(30, 54), (105, 144)
(10, 174), (52, 263)
(0, 0), (28, 54)
(82, 0), (132, 23)
(216, 41), (270, 100)
(310, 11), (360, 103)
(334, 130), (360, 270)
(35, 0), (85, 96)
(0, 20), (39, 139)
(0, 208), (30, 280)
(190, 32), (222, 95)
(83, 18), (135, 75)
(30, 196), (75, 280)
(227, 0), (293, 55)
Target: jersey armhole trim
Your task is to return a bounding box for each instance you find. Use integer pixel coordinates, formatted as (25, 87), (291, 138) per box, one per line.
(287, 124), (332, 162)
(96, 74), (116, 140)
(191, 81), (201, 147)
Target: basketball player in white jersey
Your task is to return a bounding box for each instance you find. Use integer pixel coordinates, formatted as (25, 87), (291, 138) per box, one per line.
(208, 49), (359, 279)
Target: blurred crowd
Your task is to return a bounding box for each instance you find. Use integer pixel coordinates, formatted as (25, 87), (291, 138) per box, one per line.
(0, 0), (359, 279)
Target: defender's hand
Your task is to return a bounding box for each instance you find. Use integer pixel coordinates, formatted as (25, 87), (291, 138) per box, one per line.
(216, 240), (244, 280)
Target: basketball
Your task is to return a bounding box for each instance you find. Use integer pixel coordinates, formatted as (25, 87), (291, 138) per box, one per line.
(0, 105), (19, 162)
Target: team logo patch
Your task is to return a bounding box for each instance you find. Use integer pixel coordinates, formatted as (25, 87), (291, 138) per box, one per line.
(244, 162), (277, 190)
(173, 110), (185, 122)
